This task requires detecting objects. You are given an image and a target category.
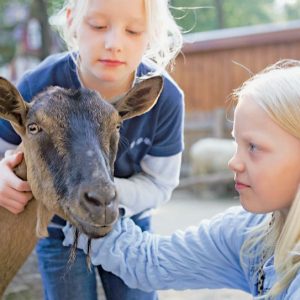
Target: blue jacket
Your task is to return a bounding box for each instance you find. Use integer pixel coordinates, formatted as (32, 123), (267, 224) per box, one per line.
(63, 206), (300, 299)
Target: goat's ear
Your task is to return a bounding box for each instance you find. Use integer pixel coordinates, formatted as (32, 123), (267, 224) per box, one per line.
(36, 202), (54, 238)
(0, 77), (28, 135)
(114, 76), (163, 121)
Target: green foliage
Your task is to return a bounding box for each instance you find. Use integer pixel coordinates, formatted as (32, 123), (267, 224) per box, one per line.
(170, 0), (293, 33)
(0, 0), (23, 65)
(171, 0), (217, 33)
(284, 0), (300, 20)
(0, 0), (300, 67)
(222, 0), (275, 27)
(47, 0), (65, 17)
(0, 47), (15, 68)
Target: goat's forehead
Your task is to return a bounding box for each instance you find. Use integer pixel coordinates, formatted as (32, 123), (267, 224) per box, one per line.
(30, 88), (118, 120)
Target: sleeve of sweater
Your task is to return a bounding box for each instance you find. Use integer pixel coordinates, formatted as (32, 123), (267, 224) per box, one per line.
(115, 153), (182, 217)
(64, 206), (262, 293)
(284, 271), (300, 299)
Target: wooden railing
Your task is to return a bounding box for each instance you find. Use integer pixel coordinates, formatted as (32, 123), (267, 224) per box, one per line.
(172, 20), (300, 113)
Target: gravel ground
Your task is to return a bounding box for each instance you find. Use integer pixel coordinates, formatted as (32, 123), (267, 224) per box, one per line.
(4, 189), (252, 300)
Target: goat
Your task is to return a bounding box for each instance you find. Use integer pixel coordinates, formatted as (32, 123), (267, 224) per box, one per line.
(0, 76), (163, 297)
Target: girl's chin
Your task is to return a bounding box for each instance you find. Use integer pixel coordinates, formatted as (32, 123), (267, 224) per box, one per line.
(239, 197), (258, 213)
(96, 74), (123, 83)
(239, 198), (273, 214)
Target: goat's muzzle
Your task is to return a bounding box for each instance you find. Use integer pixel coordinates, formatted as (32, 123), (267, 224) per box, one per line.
(66, 182), (119, 238)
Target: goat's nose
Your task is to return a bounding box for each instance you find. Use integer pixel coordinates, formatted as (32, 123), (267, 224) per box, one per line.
(79, 185), (117, 209)
(84, 192), (102, 207)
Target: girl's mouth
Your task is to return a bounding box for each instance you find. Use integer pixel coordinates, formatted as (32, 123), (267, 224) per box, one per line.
(235, 181), (250, 191)
(99, 59), (125, 67)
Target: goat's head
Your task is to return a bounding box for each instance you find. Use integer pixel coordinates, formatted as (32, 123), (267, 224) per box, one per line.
(0, 76), (163, 238)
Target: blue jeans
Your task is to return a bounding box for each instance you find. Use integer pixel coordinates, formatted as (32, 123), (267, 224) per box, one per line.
(36, 217), (158, 300)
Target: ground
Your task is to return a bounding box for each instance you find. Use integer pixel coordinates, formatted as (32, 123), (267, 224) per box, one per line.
(4, 189), (252, 300)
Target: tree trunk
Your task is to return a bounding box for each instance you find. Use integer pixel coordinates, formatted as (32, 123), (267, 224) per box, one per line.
(214, 0), (225, 29)
(33, 0), (51, 60)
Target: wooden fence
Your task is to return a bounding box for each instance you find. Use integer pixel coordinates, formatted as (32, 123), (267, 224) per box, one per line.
(172, 20), (300, 113)
(172, 20), (300, 169)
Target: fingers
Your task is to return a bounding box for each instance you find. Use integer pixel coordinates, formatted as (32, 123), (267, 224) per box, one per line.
(0, 184), (33, 214)
(0, 151), (33, 214)
(0, 152), (32, 192)
(7, 173), (32, 192)
(4, 151), (24, 168)
(0, 197), (28, 214)
(4, 149), (17, 158)
(0, 187), (32, 205)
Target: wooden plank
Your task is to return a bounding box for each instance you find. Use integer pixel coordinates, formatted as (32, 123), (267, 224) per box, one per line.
(172, 36), (300, 112)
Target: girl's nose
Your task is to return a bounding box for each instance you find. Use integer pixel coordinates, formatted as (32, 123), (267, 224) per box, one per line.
(228, 152), (244, 173)
(104, 29), (122, 51)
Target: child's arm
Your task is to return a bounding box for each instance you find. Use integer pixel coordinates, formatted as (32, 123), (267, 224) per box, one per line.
(115, 152), (181, 217)
(285, 272), (300, 299)
(115, 75), (184, 217)
(64, 207), (256, 293)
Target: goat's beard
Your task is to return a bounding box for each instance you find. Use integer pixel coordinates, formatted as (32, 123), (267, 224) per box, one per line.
(68, 228), (92, 271)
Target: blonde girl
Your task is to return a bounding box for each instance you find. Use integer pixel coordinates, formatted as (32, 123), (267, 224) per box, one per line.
(64, 60), (300, 299)
(0, 0), (184, 299)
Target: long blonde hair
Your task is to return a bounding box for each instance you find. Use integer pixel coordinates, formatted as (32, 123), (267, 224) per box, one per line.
(233, 59), (300, 298)
(50, 0), (182, 69)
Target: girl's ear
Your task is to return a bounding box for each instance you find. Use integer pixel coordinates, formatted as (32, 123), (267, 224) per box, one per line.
(66, 8), (73, 27)
(66, 8), (77, 39)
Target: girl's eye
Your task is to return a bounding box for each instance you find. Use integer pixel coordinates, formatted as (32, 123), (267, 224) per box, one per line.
(126, 29), (141, 35)
(249, 143), (258, 152)
(28, 123), (41, 135)
(89, 23), (106, 30)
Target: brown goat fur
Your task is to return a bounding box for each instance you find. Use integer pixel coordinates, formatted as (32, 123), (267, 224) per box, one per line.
(0, 76), (163, 297)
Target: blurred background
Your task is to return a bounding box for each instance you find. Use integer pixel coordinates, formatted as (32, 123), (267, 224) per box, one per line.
(2, 0), (300, 169)
(2, 0), (300, 80)
(2, 0), (300, 299)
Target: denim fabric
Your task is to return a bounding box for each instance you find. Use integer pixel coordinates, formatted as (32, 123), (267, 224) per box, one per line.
(97, 265), (157, 300)
(36, 217), (158, 300)
(36, 238), (98, 300)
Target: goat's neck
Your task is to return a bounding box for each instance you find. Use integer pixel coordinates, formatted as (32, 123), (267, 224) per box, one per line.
(0, 147), (64, 297)
(0, 195), (38, 296)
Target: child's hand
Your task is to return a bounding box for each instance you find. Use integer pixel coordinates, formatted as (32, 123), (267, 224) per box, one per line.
(0, 151), (32, 214)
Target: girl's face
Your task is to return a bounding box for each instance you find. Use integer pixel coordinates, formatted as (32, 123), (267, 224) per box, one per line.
(228, 97), (300, 213)
(73, 0), (149, 89)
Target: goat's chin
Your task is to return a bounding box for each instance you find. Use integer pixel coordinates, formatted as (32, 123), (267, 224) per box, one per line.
(75, 224), (113, 239)
(84, 225), (114, 238)
(64, 206), (119, 238)
(67, 213), (117, 238)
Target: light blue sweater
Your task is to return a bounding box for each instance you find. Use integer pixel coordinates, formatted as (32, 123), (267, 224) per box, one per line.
(63, 206), (300, 299)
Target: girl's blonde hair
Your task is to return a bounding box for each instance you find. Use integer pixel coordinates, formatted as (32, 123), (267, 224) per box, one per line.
(51, 0), (182, 69)
(233, 59), (300, 298)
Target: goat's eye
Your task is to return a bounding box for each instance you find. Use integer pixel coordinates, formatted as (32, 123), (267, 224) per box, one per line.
(116, 124), (121, 131)
(28, 123), (40, 134)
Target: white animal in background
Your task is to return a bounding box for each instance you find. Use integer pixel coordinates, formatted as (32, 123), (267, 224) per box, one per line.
(190, 138), (236, 176)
